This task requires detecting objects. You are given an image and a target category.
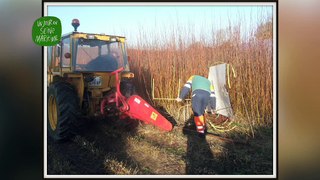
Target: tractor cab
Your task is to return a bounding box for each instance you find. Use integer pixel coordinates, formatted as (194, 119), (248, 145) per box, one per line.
(48, 19), (130, 75)
(74, 36), (127, 72)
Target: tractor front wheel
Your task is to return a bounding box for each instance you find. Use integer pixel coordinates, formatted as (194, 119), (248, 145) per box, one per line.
(47, 81), (83, 142)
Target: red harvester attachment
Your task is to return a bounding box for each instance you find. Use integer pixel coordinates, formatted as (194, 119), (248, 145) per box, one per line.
(124, 95), (173, 131)
(101, 67), (173, 131)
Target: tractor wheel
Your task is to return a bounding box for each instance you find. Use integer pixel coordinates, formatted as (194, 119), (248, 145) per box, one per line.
(47, 81), (83, 142)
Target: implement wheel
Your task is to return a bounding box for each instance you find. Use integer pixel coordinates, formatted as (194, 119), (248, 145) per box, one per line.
(47, 81), (83, 142)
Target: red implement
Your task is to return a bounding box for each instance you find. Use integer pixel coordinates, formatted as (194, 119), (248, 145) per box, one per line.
(124, 95), (173, 131)
(101, 67), (173, 131)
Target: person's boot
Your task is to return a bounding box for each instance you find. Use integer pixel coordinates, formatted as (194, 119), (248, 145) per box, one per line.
(194, 115), (206, 137)
(203, 116), (207, 134)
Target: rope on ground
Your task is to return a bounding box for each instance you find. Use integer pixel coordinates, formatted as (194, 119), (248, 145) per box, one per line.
(208, 121), (237, 133)
(177, 103), (192, 123)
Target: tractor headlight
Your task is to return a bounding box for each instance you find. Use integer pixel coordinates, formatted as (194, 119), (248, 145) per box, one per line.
(121, 72), (134, 79)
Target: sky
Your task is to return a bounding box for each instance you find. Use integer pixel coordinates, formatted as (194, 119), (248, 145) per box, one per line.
(46, 3), (274, 47)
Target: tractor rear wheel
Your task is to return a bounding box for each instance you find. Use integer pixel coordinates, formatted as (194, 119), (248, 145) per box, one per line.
(47, 81), (83, 142)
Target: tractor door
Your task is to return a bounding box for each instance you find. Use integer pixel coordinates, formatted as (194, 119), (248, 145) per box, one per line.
(61, 37), (72, 72)
(48, 44), (62, 86)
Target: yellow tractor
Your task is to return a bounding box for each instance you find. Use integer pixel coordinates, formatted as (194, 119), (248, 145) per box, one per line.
(47, 19), (172, 142)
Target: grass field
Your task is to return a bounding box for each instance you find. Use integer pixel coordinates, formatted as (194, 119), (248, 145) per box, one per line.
(47, 117), (273, 175)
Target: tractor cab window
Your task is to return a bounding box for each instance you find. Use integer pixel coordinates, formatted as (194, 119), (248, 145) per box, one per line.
(75, 38), (125, 72)
(101, 43), (124, 68)
(61, 38), (71, 67)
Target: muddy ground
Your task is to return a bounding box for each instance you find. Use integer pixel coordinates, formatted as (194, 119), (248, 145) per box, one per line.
(47, 116), (273, 175)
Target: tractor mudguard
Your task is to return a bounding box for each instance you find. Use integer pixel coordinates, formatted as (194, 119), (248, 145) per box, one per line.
(124, 95), (173, 131)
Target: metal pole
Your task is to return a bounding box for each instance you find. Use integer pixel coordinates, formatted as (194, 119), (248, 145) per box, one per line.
(178, 78), (180, 98)
(152, 78), (154, 99)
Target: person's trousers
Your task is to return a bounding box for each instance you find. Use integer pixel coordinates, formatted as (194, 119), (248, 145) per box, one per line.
(191, 89), (210, 133)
